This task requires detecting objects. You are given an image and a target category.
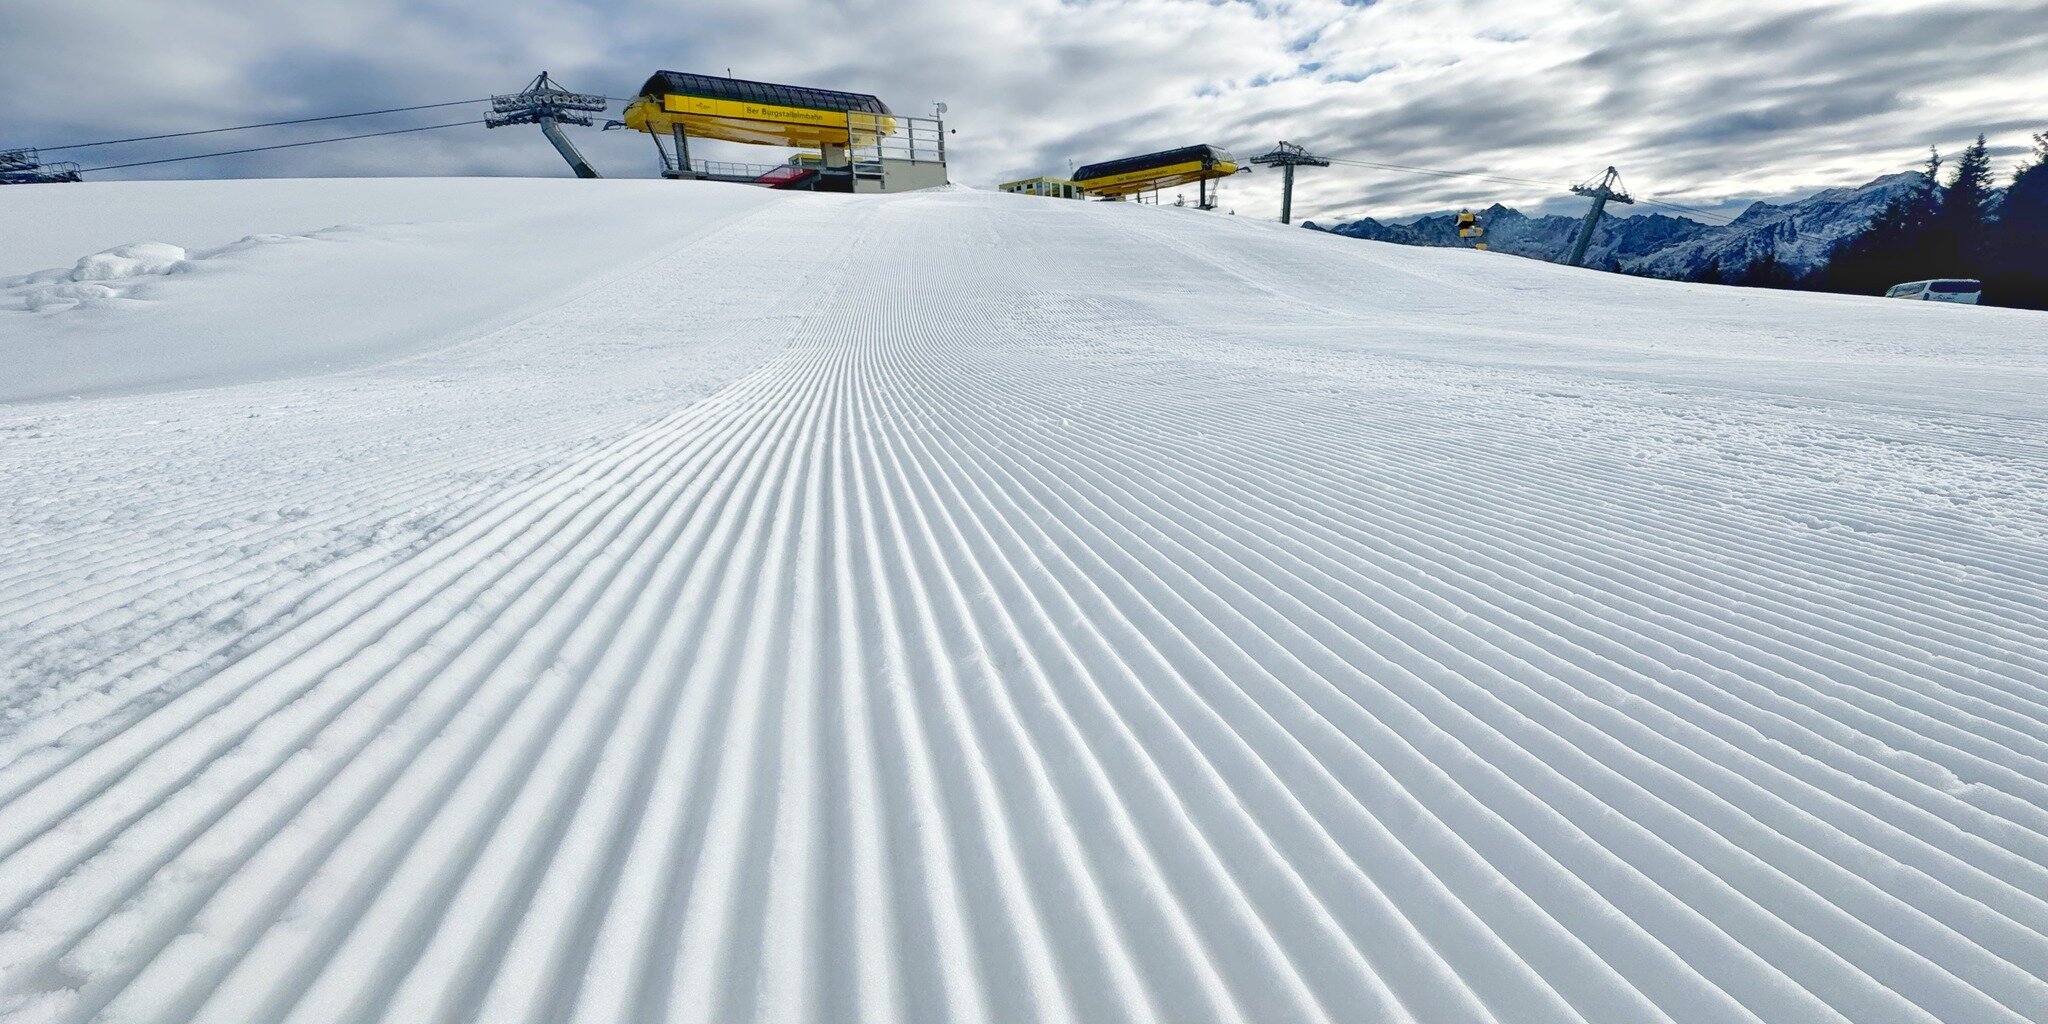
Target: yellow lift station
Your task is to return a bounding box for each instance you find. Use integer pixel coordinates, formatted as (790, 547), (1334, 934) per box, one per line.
(1071, 145), (1241, 207)
(622, 70), (948, 192)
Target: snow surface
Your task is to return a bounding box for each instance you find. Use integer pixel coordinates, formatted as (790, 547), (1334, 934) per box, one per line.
(3, 178), (2047, 1024)
(0, 179), (782, 402)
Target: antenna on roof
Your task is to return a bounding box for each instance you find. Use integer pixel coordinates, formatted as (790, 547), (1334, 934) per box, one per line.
(486, 71), (608, 179)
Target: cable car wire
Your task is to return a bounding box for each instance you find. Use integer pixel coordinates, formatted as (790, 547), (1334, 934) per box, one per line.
(1321, 155), (1742, 224)
(1322, 156), (1565, 190)
(36, 99), (492, 152)
(31, 89), (1748, 225)
(1631, 196), (1740, 224)
(77, 119), (487, 173)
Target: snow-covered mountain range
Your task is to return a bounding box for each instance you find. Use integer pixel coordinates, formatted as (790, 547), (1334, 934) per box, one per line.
(1307, 172), (1927, 277)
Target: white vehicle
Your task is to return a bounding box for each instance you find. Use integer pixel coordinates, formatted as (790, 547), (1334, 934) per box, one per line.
(1885, 279), (1982, 303)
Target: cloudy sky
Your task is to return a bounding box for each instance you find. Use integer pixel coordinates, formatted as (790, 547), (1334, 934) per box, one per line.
(5, 0), (2046, 223)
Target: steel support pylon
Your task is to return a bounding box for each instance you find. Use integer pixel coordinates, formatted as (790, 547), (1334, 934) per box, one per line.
(1250, 142), (1329, 224)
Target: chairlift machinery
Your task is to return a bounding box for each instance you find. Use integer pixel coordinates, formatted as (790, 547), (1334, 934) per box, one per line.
(0, 149), (82, 184)
(618, 71), (947, 192)
(486, 72), (608, 178)
(1249, 141), (1328, 224)
(1070, 145), (1243, 208)
(1565, 166), (1633, 266)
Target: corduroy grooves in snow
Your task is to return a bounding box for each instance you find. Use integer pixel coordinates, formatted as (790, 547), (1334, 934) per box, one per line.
(1, 179), (2046, 1024)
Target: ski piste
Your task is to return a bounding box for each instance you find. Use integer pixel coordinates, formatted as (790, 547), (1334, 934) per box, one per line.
(3, 179), (2046, 1024)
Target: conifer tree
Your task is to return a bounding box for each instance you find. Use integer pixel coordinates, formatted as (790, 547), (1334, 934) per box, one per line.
(1818, 148), (1943, 295)
(1986, 130), (2048, 309)
(1733, 247), (1797, 289)
(1932, 134), (1995, 274)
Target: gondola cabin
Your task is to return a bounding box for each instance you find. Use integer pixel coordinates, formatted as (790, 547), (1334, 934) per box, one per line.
(1071, 145), (1241, 201)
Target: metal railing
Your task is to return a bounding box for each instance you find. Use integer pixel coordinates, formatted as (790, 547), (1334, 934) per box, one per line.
(0, 148), (83, 184)
(689, 159), (784, 180)
(846, 112), (946, 173)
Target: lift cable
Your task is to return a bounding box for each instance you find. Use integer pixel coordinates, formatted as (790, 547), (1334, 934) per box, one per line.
(1322, 156), (1565, 191)
(35, 98), (492, 152)
(32, 93), (1750, 224)
(76, 119), (487, 174)
(1322, 155), (1741, 224)
(1631, 195), (1740, 224)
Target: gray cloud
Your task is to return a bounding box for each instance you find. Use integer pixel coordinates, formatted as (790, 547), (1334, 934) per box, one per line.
(3, 0), (2043, 222)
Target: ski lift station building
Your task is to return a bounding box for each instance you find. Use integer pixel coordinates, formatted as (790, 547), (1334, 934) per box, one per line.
(1072, 144), (1241, 202)
(622, 71), (948, 193)
(1000, 177), (1086, 200)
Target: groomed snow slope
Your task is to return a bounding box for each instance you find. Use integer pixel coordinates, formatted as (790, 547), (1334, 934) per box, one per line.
(3, 180), (2047, 1024)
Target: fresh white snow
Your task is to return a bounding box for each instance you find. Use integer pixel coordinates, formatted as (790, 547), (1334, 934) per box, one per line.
(2, 178), (2046, 1024)
(0, 178), (784, 402)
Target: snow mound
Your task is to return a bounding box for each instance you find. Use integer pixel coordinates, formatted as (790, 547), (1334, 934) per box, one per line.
(0, 178), (784, 402)
(9, 242), (193, 311)
(65, 241), (191, 282)
(5, 236), (336, 312)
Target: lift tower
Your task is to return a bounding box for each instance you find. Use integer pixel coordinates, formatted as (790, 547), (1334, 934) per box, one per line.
(1565, 166), (1634, 266)
(488, 72), (608, 178)
(1250, 141), (1330, 225)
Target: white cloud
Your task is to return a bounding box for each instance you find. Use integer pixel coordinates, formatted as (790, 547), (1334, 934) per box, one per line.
(4, 0), (2043, 221)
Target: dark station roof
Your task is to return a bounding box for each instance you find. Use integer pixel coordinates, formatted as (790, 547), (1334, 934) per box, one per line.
(1072, 144), (1235, 182)
(636, 71), (891, 116)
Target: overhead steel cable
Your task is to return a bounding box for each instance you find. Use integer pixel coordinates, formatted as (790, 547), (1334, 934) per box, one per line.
(76, 118), (487, 173)
(1322, 155), (1743, 224)
(1632, 196), (1740, 224)
(35, 98), (492, 152)
(1322, 155), (1565, 191)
